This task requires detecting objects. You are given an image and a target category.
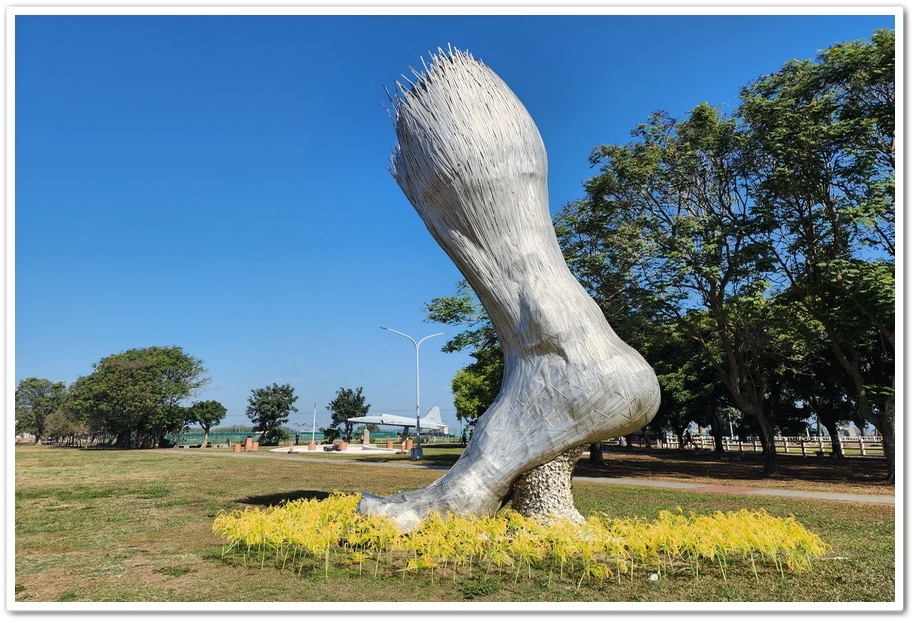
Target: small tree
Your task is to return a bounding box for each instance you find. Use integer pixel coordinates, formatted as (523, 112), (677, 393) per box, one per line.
(246, 383), (298, 446)
(321, 427), (341, 444)
(426, 282), (502, 424)
(15, 377), (67, 442)
(188, 400), (227, 447)
(327, 387), (370, 442)
(44, 403), (91, 447)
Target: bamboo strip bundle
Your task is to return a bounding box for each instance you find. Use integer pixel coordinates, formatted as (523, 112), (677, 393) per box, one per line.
(359, 48), (660, 532)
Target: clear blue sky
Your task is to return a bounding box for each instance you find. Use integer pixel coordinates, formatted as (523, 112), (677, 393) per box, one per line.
(10, 6), (897, 433)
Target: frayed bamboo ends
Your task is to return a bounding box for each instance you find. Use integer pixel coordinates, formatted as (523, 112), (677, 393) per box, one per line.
(387, 47), (547, 214)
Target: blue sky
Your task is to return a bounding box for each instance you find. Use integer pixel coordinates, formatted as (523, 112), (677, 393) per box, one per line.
(10, 6), (898, 433)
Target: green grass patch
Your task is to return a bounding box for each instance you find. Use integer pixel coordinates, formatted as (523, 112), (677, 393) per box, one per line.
(155, 564), (193, 577)
(13, 443), (896, 605)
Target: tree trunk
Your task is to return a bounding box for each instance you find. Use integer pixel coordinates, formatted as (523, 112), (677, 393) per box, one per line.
(587, 441), (605, 466)
(709, 407), (725, 453)
(828, 337), (895, 482)
(881, 384), (895, 482)
(747, 405), (779, 477)
(824, 420), (845, 460)
(510, 445), (588, 524)
(759, 435), (779, 477)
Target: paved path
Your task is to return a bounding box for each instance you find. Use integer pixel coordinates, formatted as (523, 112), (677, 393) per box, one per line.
(161, 448), (895, 506)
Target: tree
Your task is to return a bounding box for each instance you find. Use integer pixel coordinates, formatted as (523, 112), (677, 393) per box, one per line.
(326, 387), (370, 442)
(566, 103), (795, 476)
(426, 282), (502, 423)
(15, 377), (67, 442)
(188, 400), (227, 448)
(44, 401), (91, 447)
(246, 383), (298, 446)
(739, 29), (896, 480)
(555, 31), (895, 482)
(638, 319), (725, 451)
(67, 346), (208, 448)
(321, 427), (341, 444)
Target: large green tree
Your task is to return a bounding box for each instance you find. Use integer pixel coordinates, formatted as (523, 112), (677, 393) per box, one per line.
(246, 383), (298, 446)
(565, 103), (794, 476)
(67, 346), (208, 448)
(15, 377), (67, 442)
(739, 28), (895, 480)
(327, 387), (370, 442)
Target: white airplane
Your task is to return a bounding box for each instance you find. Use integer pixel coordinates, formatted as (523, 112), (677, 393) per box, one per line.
(346, 407), (448, 436)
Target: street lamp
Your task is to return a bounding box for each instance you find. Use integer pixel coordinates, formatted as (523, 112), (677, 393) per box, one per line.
(380, 327), (445, 459)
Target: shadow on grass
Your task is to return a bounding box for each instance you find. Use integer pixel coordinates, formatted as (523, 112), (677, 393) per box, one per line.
(575, 447), (893, 490)
(350, 457), (457, 470)
(237, 490), (332, 507)
(349, 447), (462, 467)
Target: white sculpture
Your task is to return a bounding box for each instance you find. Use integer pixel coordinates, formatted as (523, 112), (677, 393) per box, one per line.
(358, 48), (660, 532)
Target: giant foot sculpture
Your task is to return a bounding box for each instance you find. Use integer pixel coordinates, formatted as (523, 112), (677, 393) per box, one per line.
(358, 49), (660, 531)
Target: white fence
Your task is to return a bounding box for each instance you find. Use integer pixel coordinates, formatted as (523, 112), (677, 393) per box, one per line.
(641, 435), (885, 457)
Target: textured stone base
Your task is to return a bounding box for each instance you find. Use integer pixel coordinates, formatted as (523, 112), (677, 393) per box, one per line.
(510, 445), (588, 524)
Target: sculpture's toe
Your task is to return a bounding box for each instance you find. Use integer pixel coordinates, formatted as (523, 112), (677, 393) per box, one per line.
(357, 491), (428, 533)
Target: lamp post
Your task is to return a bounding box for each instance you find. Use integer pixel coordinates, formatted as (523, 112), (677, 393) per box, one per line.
(380, 327), (445, 460)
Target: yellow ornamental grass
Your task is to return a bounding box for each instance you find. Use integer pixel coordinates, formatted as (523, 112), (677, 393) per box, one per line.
(211, 496), (830, 588)
(442, 512), (486, 578)
(506, 523), (548, 583)
(542, 518), (588, 582)
(651, 508), (691, 563)
(779, 514), (830, 572)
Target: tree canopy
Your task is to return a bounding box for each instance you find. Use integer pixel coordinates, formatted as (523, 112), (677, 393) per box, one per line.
(428, 29), (895, 481)
(64, 346), (208, 448)
(327, 387), (370, 441)
(557, 28), (895, 479)
(187, 399), (227, 447)
(246, 383), (298, 446)
(426, 282), (502, 423)
(15, 377), (67, 441)
(737, 28), (895, 479)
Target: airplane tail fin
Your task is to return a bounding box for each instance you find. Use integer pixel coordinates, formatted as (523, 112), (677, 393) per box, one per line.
(423, 406), (441, 423)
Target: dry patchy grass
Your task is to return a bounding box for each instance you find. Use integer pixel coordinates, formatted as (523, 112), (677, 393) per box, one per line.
(12, 443), (896, 606)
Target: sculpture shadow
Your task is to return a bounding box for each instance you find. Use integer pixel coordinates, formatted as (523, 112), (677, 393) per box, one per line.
(236, 490), (332, 507)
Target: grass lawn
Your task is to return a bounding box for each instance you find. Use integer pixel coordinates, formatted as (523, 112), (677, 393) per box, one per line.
(12, 443), (897, 609)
